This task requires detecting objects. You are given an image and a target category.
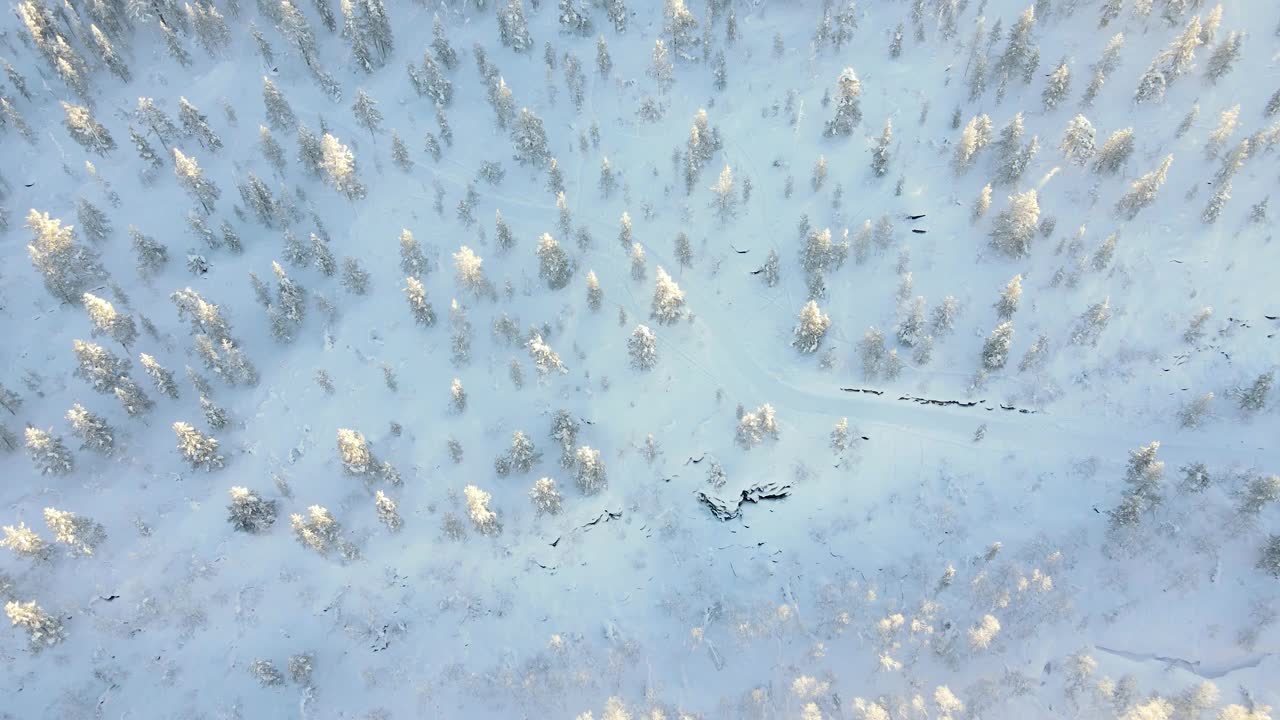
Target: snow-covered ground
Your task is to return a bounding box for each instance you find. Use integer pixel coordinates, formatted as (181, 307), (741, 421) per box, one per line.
(1, 0), (1278, 717)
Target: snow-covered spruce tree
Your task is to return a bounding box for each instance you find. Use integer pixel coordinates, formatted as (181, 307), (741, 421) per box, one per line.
(896, 296), (927, 349)
(336, 428), (376, 477)
(537, 233), (573, 290)
(248, 660), (285, 687)
(26, 210), (105, 303)
(452, 246), (488, 297)
(374, 490), (402, 531)
(1236, 474), (1280, 518)
(430, 14), (457, 69)
(712, 165), (736, 221)
(351, 89), (384, 136)
(291, 505), (356, 559)
(586, 270), (603, 311)
(399, 229), (430, 276)
(43, 507), (104, 556)
(628, 324), (658, 370)
(177, 97), (222, 153)
(114, 376), (154, 418)
(831, 417), (852, 453)
(651, 267), (686, 325)
(262, 77), (296, 132)
(340, 257), (370, 295)
(1257, 535), (1280, 579)
(139, 354), (179, 399)
(549, 409), (580, 469)
(65, 404), (113, 453)
(1041, 61), (1070, 110)
(870, 119), (892, 177)
(391, 132), (413, 172)
(952, 114), (992, 174)
(793, 301), (830, 354)
(511, 108), (549, 166)
(527, 333), (567, 377)
(499, 431), (541, 476)
(1184, 306), (1213, 344)
(529, 477), (563, 515)
(449, 377), (466, 413)
(497, 0), (533, 52)
(72, 339), (130, 394)
(859, 327), (887, 378)
(172, 148), (221, 214)
(574, 446), (607, 494)
(1060, 115), (1096, 166)
(1093, 128), (1134, 174)
(464, 484), (501, 535)
(1072, 297), (1112, 346)
(824, 67), (862, 137)
(675, 232), (693, 268)
(990, 189), (1039, 258)
(1116, 155), (1172, 220)
(630, 242), (647, 281)
(1, 522), (48, 560)
(83, 293), (137, 349)
(25, 428), (74, 476)
(75, 200), (111, 244)
(996, 274), (1023, 320)
(649, 38), (674, 91)
(811, 156), (828, 192)
(981, 322), (1014, 371)
(319, 133), (365, 200)
(61, 102), (115, 155)
(1204, 31), (1242, 84)
(735, 404), (780, 450)
(173, 421), (223, 470)
(5, 600), (65, 652)
(0, 384), (21, 415)
(403, 276), (436, 327)
(993, 121), (1038, 187)
(972, 183), (993, 222)
(171, 288), (233, 342)
(1239, 371), (1273, 413)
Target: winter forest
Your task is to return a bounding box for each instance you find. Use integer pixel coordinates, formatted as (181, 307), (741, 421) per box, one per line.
(0, 0), (1278, 716)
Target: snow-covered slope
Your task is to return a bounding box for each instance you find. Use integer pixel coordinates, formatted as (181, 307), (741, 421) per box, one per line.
(1, 0), (1278, 717)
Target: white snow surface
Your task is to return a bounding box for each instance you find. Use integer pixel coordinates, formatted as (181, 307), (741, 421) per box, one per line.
(1, 0), (1278, 717)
